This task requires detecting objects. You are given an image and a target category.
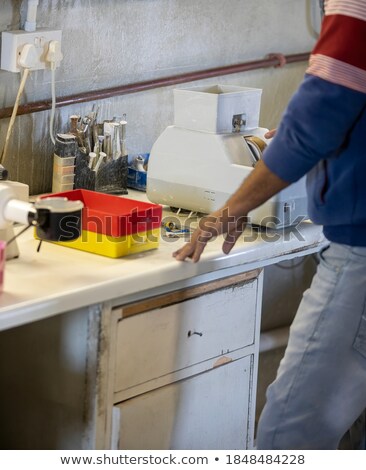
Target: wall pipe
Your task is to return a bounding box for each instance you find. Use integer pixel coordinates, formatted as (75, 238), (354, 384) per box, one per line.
(0, 52), (310, 120)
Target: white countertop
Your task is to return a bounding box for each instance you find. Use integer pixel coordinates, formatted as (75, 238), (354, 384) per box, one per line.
(0, 190), (326, 332)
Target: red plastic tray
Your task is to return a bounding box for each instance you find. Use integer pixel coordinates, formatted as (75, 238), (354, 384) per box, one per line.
(44, 189), (162, 237)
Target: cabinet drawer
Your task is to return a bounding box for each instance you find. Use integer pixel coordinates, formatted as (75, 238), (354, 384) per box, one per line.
(113, 355), (253, 450)
(114, 273), (259, 394)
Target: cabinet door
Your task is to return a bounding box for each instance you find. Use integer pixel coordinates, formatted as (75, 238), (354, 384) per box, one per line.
(113, 355), (254, 450)
(115, 274), (258, 395)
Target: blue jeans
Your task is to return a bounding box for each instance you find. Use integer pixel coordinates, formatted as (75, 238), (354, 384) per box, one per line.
(257, 242), (366, 449)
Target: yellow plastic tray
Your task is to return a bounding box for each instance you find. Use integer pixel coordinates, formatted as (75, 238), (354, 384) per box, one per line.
(39, 228), (160, 258)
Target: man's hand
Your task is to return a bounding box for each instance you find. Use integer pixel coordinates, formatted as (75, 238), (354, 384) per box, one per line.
(173, 207), (249, 262)
(172, 160), (289, 263)
(264, 129), (277, 139)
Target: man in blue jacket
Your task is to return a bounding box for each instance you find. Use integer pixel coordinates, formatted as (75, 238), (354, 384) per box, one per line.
(173, 0), (366, 449)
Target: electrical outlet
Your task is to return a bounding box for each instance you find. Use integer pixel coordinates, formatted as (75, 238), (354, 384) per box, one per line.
(1, 28), (62, 73)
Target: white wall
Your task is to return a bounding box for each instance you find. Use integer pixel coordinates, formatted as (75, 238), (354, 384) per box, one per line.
(0, 0), (319, 194)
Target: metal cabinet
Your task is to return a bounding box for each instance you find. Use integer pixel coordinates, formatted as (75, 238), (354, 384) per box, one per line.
(108, 270), (263, 449)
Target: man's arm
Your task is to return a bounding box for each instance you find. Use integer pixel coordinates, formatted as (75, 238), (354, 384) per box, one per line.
(173, 160), (289, 262)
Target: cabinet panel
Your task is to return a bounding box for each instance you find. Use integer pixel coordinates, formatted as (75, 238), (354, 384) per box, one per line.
(114, 356), (253, 450)
(115, 278), (258, 393)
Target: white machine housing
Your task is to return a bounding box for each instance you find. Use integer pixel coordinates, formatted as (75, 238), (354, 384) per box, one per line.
(147, 85), (307, 228)
(0, 181), (29, 259)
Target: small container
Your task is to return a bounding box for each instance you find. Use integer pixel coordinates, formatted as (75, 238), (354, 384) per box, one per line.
(53, 134), (77, 193)
(54, 155), (76, 167)
(49, 227), (160, 258)
(52, 181), (75, 193)
(95, 155), (128, 195)
(74, 152), (128, 195)
(174, 84), (262, 133)
(53, 174), (75, 185)
(54, 133), (78, 158)
(53, 163), (75, 176)
(37, 190), (161, 258)
(41, 189), (162, 237)
(127, 154), (149, 191)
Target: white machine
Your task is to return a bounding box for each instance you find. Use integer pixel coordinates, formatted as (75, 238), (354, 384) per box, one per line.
(0, 180), (83, 260)
(147, 85), (307, 228)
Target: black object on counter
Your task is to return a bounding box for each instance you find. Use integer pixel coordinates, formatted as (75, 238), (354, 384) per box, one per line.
(35, 198), (83, 242)
(74, 150), (128, 195)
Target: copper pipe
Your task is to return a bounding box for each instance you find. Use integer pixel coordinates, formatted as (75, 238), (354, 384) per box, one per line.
(0, 52), (310, 120)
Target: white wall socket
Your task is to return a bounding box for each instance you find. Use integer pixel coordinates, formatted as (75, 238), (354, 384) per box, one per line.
(1, 28), (62, 73)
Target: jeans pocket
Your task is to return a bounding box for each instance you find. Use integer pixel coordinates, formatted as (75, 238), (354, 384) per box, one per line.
(319, 244), (352, 273)
(353, 302), (366, 359)
(319, 245), (341, 274)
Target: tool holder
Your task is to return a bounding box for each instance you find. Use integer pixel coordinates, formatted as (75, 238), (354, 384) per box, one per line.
(74, 150), (128, 195)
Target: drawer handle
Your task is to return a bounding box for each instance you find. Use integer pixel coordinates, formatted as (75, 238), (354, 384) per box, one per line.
(188, 330), (203, 337)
